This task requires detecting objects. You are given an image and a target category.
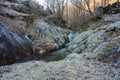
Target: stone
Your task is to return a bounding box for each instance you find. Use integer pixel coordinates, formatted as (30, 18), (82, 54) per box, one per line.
(33, 19), (69, 51)
(67, 30), (93, 52)
(51, 48), (67, 56)
(0, 6), (30, 17)
(1, 1), (30, 13)
(42, 43), (59, 52)
(103, 2), (120, 14)
(0, 24), (33, 65)
(103, 13), (120, 22)
(31, 19), (71, 58)
(67, 32), (74, 42)
(67, 21), (120, 64)
(93, 6), (104, 19)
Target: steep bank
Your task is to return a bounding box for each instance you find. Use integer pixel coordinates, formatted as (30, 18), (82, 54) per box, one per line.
(0, 0), (71, 65)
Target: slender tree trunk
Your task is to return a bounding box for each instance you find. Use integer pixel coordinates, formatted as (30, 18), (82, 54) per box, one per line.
(62, 0), (65, 18)
(101, 0), (104, 6)
(66, 0), (69, 21)
(93, 0), (96, 10)
(84, 0), (94, 17)
(107, 0), (109, 5)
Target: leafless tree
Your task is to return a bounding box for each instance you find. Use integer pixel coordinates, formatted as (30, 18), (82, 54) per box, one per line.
(45, 0), (118, 29)
(45, 0), (65, 19)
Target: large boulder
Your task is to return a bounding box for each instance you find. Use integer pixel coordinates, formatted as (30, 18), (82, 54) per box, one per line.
(0, 6), (30, 17)
(0, 24), (33, 65)
(93, 6), (104, 19)
(104, 2), (120, 14)
(32, 19), (70, 56)
(103, 13), (120, 22)
(0, 1), (30, 13)
(67, 21), (120, 63)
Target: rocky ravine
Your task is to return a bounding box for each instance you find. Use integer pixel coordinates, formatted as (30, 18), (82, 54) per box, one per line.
(0, 0), (71, 65)
(1, 17), (120, 80)
(0, 0), (120, 80)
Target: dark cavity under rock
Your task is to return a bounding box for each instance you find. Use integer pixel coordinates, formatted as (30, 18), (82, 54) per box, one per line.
(17, 54), (38, 63)
(0, 24), (33, 66)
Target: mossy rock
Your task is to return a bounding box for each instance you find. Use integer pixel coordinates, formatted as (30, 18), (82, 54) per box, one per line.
(45, 31), (56, 43)
(96, 36), (120, 62)
(75, 35), (120, 61)
(78, 23), (90, 33)
(78, 20), (98, 33)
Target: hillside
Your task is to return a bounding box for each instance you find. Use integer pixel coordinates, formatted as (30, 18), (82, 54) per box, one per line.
(0, 0), (120, 80)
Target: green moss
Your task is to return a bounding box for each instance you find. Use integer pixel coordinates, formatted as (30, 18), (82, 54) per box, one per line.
(45, 17), (67, 28)
(95, 36), (120, 61)
(78, 23), (90, 33)
(45, 31), (55, 43)
(78, 20), (98, 33)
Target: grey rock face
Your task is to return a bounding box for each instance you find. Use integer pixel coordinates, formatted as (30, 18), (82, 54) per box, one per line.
(93, 6), (104, 19)
(0, 24), (33, 65)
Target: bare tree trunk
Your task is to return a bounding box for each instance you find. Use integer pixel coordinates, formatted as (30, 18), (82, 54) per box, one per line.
(101, 0), (104, 6)
(84, 0), (94, 17)
(104, 0), (107, 6)
(93, 0), (96, 10)
(106, 0), (109, 5)
(66, 0), (69, 20)
(60, 0), (65, 18)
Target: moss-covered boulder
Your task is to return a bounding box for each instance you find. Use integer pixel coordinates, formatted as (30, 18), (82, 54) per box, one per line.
(67, 21), (120, 63)
(33, 19), (70, 56)
(0, 24), (33, 66)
